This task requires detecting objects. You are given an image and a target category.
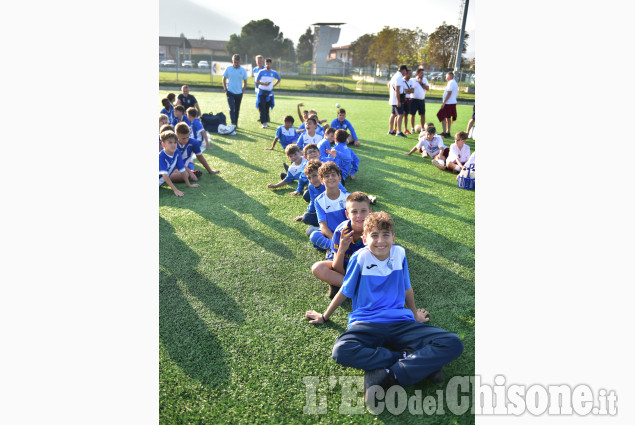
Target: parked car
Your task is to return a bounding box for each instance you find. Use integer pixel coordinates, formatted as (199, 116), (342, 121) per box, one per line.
(197, 61), (209, 68)
(160, 59), (175, 67)
(182, 60), (193, 68)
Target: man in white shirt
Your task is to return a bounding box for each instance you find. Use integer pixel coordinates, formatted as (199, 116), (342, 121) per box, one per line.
(387, 65), (409, 138)
(437, 71), (459, 138)
(408, 67), (430, 133)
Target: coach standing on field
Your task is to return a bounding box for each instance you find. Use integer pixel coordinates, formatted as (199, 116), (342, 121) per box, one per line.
(222, 54), (248, 128)
(177, 85), (201, 116)
(437, 71), (459, 138)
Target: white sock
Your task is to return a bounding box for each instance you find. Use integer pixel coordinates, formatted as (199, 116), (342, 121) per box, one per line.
(454, 164), (462, 172)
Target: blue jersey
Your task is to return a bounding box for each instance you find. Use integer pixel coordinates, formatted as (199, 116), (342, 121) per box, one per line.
(341, 245), (415, 328)
(177, 138), (202, 162)
(326, 219), (366, 269)
(189, 118), (205, 143)
(172, 115), (191, 127)
(275, 125), (299, 148)
(315, 189), (349, 232)
(253, 66), (265, 91)
(160, 106), (175, 124)
(306, 182), (346, 213)
(223, 65), (248, 94)
(297, 132), (323, 150)
(297, 122), (325, 137)
(256, 69), (280, 93)
(330, 118), (358, 141)
(159, 149), (185, 182)
(283, 157), (308, 184)
(332, 143), (359, 180)
(317, 138), (335, 162)
(295, 172), (309, 193)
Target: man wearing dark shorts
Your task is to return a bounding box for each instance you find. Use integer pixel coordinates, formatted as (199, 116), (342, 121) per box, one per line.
(409, 67), (429, 132)
(437, 71), (459, 138)
(177, 85), (200, 116)
(387, 65), (408, 138)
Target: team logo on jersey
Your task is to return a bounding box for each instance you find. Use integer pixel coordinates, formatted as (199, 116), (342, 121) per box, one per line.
(366, 264), (378, 269)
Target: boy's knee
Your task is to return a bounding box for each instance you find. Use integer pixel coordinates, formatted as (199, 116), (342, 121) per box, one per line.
(331, 340), (352, 366)
(444, 333), (464, 359)
(311, 261), (323, 278)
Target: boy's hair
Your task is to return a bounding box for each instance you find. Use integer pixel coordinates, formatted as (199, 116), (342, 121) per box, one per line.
(337, 108), (346, 115)
(303, 143), (319, 156)
(160, 124), (174, 134)
(455, 131), (468, 141)
(426, 122), (435, 128)
(346, 191), (371, 208)
(255, 54), (263, 61)
(304, 159), (323, 176)
(363, 211), (394, 235)
(265, 58), (272, 63)
(167, 93), (176, 103)
(285, 144), (301, 157)
(318, 161), (341, 180)
(159, 113), (169, 123)
(186, 107), (198, 118)
(174, 105), (185, 113)
(283, 114), (294, 124)
(161, 130), (177, 143)
(325, 127), (336, 136)
(306, 117), (317, 126)
(161, 98), (171, 109)
(335, 129), (349, 144)
(309, 110), (318, 116)
(175, 122), (191, 135)
(427, 126), (436, 135)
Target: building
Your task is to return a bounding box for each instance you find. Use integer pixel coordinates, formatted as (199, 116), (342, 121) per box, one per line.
(188, 39), (227, 58)
(159, 37), (227, 62)
(328, 45), (353, 66)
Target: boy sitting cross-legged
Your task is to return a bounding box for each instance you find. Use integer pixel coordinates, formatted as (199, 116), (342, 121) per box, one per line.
(291, 144), (321, 199)
(293, 159), (346, 228)
(305, 212), (464, 405)
(307, 162), (349, 251)
(311, 191), (372, 298)
(265, 114), (298, 151)
(267, 144), (308, 192)
(159, 131), (199, 196)
(174, 122), (219, 181)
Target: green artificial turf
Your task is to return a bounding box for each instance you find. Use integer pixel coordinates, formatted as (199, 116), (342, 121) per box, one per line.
(159, 90), (475, 424)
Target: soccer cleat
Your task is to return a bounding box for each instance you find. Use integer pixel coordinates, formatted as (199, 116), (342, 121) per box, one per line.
(387, 130), (396, 136)
(396, 132), (407, 138)
(411, 128), (416, 134)
(432, 159), (444, 169)
(421, 150), (428, 158)
(364, 369), (397, 405)
(280, 172), (287, 180)
(368, 195), (377, 205)
(283, 162), (289, 172)
(262, 122), (269, 128)
(425, 369), (444, 384)
(404, 129), (411, 134)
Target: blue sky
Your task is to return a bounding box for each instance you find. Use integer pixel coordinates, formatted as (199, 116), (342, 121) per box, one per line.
(160, 0), (476, 58)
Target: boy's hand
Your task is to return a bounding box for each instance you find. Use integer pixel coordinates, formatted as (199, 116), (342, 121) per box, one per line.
(290, 191), (301, 196)
(267, 183), (275, 188)
(414, 308), (430, 323)
(305, 310), (325, 325)
(326, 149), (337, 158)
(298, 102), (304, 107)
(339, 226), (353, 252)
(209, 169), (220, 174)
(188, 171), (198, 181)
(403, 151), (411, 155)
(293, 215), (303, 221)
(188, 183), (200, 188)
(265, 147), (273, 150)
(173, 189), (185, 197)
(350, 174), (355, 180)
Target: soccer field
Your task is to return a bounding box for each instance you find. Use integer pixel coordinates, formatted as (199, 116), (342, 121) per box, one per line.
(159, 90), (475, 424)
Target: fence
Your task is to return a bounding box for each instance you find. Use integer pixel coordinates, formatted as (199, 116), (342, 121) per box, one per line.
(159, 62), (475, 100)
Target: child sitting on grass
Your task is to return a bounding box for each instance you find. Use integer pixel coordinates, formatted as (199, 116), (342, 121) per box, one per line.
(159, 131), (199, 196)
(291, 144), (321, 199)
(331, 129), (359, 184)
(305, 211), (464, 405)
(266, 144), (308, 192)
(308, 162), (349, 251)
(296, 117), (323, 151)
(172, 105), (190, 127)
(186, 107), (209, 151)
(161, 98), (175, 124)
(294, 160), (347, 228)
(311, 191), (372, 298)
(330, 108), (359, 146)
(159, 114), (170, 151)
(174, 122), (219, 181)
(432, 131), (471, 173)
(403, 125), (445, 158)
(266, 115), (298, 151)
(317, 127), (336, 162)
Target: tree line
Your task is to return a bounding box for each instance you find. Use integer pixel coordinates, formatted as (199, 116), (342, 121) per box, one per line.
(225, 19), (471, 70)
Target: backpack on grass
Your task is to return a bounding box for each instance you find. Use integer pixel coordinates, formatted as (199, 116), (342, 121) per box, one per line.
(200, 112), (226, 133)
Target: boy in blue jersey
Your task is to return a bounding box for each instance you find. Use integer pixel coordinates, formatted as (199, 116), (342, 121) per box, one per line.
(159, 115), (170, 151)
(312, 191), (372, 298)
(332, 129), (360, 184)
(309, 162), (349, 251)
(306, 212), (463, 404)
(174, 122), (219, 181)
(265, 115), (298, 151)
(317, 127), (336, 162)
(266, 144), (308, 191)
(172, 105), (191, 127)
(186, 107), (209, 151)
(291, 144), (320, 198)
(159, 131), (199, 196)
(330, 108), (360, 146)
(161, 98), (175, 125)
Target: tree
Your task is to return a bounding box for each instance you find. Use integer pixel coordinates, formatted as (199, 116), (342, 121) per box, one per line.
(225, 19), (295, 60)
(396, 27), (428, 66)
(425, 22), (469, 70)
(368, 27), (400, 66)
(351, 33), (376, 67)
(296, 27), (314, 63)
(364, 27), (428, 68)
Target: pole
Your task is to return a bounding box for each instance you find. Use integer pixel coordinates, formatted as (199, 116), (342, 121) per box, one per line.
(454, 0), (469, 72)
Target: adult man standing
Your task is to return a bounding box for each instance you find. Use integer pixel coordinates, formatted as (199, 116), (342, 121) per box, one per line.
(177, 85), (200, 116)
(437, 71), (459, 138)
(253, 55), (265, 93)
(402, 70), (415, 134)
(255, 58), (280, 128)
(409, 67), (430, 133)
(222, 54), (248, 128)
(387, 65), (408, 138)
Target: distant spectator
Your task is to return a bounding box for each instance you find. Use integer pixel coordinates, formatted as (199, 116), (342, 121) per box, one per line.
(408, 67), (430, 133)
(437, 72), (459, 138)
(387, 65), (409, 138)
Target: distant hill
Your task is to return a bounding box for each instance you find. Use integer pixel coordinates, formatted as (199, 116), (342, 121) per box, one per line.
(159, 0), (241, 40)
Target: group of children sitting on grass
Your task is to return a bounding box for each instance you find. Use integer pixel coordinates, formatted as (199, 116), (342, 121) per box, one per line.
(158, 98), (466, 401)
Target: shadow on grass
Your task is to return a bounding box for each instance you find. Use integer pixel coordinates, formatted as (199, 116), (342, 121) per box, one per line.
(188, 178), (306, 255)
(210, 143), (268, 173)
(159, 217), (245, 387)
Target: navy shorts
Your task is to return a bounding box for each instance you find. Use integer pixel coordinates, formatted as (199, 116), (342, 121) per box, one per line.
(391, 104), (404, 115)
(409, 98), (425, 115)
